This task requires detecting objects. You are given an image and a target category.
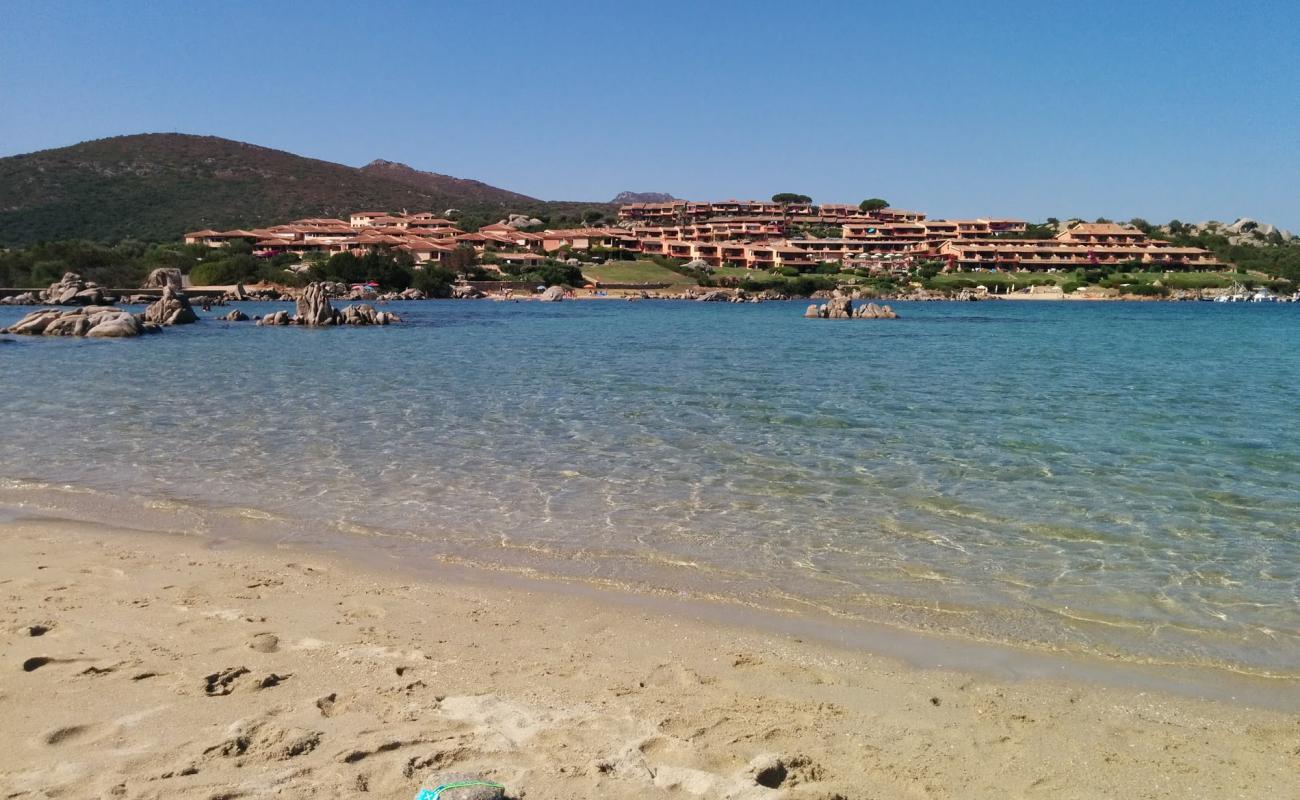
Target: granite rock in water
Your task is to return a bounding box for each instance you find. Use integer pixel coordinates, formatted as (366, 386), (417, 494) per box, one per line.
(222, 309), (250, 322)
(823, 292), (853, 319)
(257, 310), (292, 326)
(805, 293), (899, 320)
(537, 285), (566, 302)
(451, 284), (484, 299)
(339, 304), (399, 325)
(2, 306), (156, 338)
(85, 312), (145, 338)
(143, 268), (184, 290)
(143, 286), (199, 325)
(0, 292), (39, 305)
(41, 273), (106, 306)
(295, 283), (339, 326)
(853, 302), (898, 319)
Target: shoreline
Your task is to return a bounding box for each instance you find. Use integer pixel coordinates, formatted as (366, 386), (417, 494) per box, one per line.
(2, 518), (1296, 798)
(3, 479), (1298, 701)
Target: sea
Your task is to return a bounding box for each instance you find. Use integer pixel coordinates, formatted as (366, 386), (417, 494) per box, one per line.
(1, 298), (1297, 680)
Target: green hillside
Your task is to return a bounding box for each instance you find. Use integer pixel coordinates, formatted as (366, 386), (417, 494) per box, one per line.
(0, 133), (614, 245)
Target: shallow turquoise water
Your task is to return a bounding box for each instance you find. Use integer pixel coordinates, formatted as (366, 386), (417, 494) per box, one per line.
(1, 299), (1297, 673)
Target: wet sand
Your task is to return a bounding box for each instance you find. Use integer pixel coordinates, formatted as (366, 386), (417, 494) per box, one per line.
(1, 518), (1296, 799)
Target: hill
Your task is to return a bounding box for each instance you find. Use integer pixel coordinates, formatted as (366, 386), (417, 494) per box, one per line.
(0, 134), (608, 245)
(358, 159), (535, 205)
(611, 191), (677, 204)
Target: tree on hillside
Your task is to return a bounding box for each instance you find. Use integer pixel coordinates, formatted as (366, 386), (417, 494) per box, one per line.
(582, 209), (605, 224)
(772, 193), (812, 205)
(447, 245), (479, 275)
(859, 198), (889, 212)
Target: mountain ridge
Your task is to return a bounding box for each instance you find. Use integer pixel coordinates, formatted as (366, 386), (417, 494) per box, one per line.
(0, 133), (608, 245)
(611, 191), (678, 204)
(358, 159), (537, 205)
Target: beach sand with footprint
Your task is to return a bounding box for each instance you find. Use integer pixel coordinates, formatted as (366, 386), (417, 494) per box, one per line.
(1, 518), (1297, 799)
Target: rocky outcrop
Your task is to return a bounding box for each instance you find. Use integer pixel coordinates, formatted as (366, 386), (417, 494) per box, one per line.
(496, 213), (543, 228)
(256, 310), (292, 326)
(854, 302), (898, 319)
(1, 306), (160, 338)
(1156, 218), (1295, 243)
(697, 290), (728, 302)
(295, 283), (339, 326)
(611, 191), (677, 204)
(451, 284), (484, 299)
(538, 286), (566, 302)
(823, 293), (853, 318)
(143, 286), (199, 325)
(40, 273), (108, 306)
(221, 309), (249, 321)
(339, 304), (400, 325)
(0, 292), (39, 305)
(254, 284), (403, 327)
(805, 292), (899, 319)
(143, 268), (183, 290)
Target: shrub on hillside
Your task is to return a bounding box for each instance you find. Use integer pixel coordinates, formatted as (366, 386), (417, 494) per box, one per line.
(190, 255), (259, 286)
(411, 266), (457, 297)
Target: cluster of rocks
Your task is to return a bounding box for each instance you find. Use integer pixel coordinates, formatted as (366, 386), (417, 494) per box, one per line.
(142, 286), (199, 325)
(805, 292), (899, 319)
(496, 213), (544, 228)
(694, 289), (763, 303)
(1159, 217), (1296, 245)
(451, 284), (485, 299)
(143, 267), (184, 290)
(222, 284), (289, 302)
(45, 273), (113, 305)
(2, 287), (200, 338)
(384, 287), (427, 301)
(537, 286), (566, 302)
(0, 273), (117, 306)
(254, 283), (400, 326)
(2, 306), (159, 338)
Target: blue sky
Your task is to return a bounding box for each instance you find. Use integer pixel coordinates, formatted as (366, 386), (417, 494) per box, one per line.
(2, 0), (1297, 227)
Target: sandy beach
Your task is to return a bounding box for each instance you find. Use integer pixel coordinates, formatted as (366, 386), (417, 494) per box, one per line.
(1, 518), (1295, 800)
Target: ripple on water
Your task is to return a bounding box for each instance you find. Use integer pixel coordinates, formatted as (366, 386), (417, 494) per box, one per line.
(1, 299), (1298, 674)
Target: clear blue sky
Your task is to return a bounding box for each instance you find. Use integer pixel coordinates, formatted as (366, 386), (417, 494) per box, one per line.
(2, 0), (1297, 227)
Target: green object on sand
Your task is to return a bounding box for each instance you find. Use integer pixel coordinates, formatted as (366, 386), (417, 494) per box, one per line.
(415, 778), (505, 799)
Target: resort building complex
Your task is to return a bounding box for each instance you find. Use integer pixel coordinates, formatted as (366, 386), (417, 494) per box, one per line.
(184, 201), (1221, 275)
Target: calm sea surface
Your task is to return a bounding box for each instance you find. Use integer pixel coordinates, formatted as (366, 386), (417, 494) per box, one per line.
(1, 299), (1297, 675)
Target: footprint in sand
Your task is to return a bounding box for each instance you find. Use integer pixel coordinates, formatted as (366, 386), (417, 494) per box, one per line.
(248, 633), (280, 653)
(22, 656), (64, 672)
(203, 666), (250, 696)
(316, 693), (339, 717)
(44, 724), (93, 745)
